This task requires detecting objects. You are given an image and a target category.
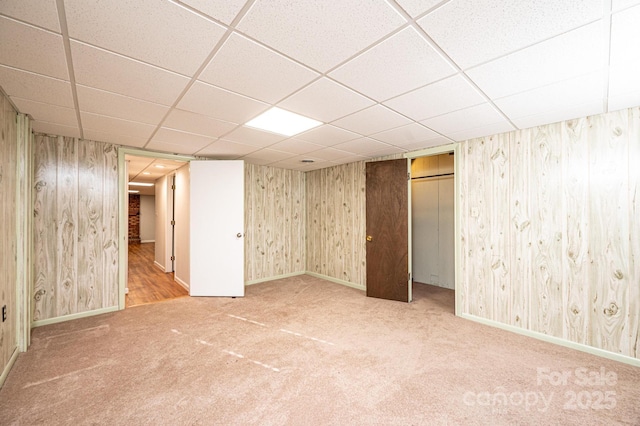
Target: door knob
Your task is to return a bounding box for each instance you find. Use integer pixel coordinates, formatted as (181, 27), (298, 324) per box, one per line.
(237, 233), (243, 238)
(366, 235), (373, 242)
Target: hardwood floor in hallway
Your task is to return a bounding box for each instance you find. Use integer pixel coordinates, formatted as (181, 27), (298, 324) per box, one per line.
(126, 242), (188, 308)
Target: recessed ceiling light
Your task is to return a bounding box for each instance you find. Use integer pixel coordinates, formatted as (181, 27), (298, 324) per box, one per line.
(142, 172), (151, 175)
(245, 107), (322, 136)
(155, 165), (166, 169)
(128, 182), (154, 187)
(301, 159), (315, 163)
(128, 190), (140, 194)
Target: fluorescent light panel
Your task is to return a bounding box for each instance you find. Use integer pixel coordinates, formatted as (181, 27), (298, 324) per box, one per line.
(128, 182), (154, 187)
(128, 190), (140, 194)
(245, 107), (322, 136)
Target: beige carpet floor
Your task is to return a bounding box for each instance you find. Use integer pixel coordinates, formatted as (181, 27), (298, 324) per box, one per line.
(1, 275), (639, 425)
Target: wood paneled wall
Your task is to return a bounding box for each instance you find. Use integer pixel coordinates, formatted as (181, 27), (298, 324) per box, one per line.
(245, 163), (305, 282)
(459, 107), (640, 359)
(305, 162), (367, 288)
(33, 135), (118, 322)
(0, 91), (18, 374)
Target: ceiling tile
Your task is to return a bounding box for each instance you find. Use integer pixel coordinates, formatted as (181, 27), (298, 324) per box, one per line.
(332, 137), (396, 156)
(241, 148), (296, 164)
(395, 0), (445, 17)
(200, 33), (318, 103)
(418, 0), (602, 68)
(144, 139), (202, 155)
(303, 147), (355, 161)
(495, 71), (604, 127)
(384, 74), (485, 121)
(466, 22), (603, 99)
(179, 0), (247, 25)
(266, 139), (324, 155)
(220, 125), (287, 147)
(0, 65), (73, 107)
(71, 41), (189, 106)
(197, 139), (257, 158)
(511, 100), (603, 130)
(81, 112), (155, 140)
(269, 155), (330, 171)
(83, 129), (148, 147)
(31, 121), (80, 138)
(149, 127), (214, 152)
(0, 0), (60, 32)
(370, 123), (445, 147)
(237, 0), (406, 72)
(11, 97), (77, 126)
(446, 121), (516, 141)
(401, 138), (452, 152)
(420, 103), (513, 139)
(0, 17), (68, 80)
(177, 80), (268, 123)
(330, 27), (455, 101)
(294, 124), (361, 146)
(332, 105), (412, 136)
(609, 4), (640, 111)
(163, 108), (237, 138)
(612, 0), (640, 11)
(64, 0), (226, 75)
(77, 85), (169, 125)
(278, 78), (374, 123)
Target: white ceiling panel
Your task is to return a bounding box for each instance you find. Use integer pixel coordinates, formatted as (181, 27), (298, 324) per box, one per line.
(329, 155), (368, 166)
(179, 0), (247, 25)
(0, 65), (73, 107)
(395, 0), (446, 17)
(609, 5), (640, 109)
(12, 97), (77, 127)
(278, 78), (374, 123)
(71, 41), (189, 106)
(200, 34), (318, 103)
(511, 100), (603, 130)
(332, 137), (396, 155)
(77, 85), (169, 125)
(467, 22), (603, 100)
(149, 127), (214, 152)
(267, 139), (324, 155)
(64, 0), (226, 76)
(220, 125), (287, 147)
(0, 17), (68, 80)
(446, 121), (517, 141)
(197, 139), (257, 158)
(163, 108), (237, 138)
(332, 105), (412, 136)
(294, 124), (361, 146)
(177, 81), (268, 124)
(421, 103), (513, 139)
(303, 147), (355, 161)
(398, 137), (452, 151)
(384, 74), (485, 121)
(370, 122), (445, 147)
(495, 72), (604, 125)
(418, 0), (602, 68)
(81, 112), (155, 140)
(241, 148), (296, 165)
(0, 0), (60, 32)
(268, 155), (329, 169)
(31, 121), (80, 138)
(237, 0), (406, 72)
(83, 129), (147, 148)
(144, 139), (203, 155)
(330, 27), (455, 101)
(612, 0), (640, 11)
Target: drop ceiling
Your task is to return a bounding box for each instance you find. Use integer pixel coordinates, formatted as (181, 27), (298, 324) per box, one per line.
(1, 0), (639, 171)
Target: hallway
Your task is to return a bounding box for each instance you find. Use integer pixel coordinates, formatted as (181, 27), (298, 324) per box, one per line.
(126, 242), (188, 307)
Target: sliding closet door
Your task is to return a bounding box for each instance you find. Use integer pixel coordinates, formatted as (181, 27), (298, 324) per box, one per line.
(189, 160), (245, 297)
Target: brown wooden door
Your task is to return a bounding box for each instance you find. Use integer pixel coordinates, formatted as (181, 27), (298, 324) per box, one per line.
(365, 159), (410, 302)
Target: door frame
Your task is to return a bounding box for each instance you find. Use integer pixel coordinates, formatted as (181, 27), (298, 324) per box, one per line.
(117, 147), (195, 310)
(404, 142), (460, 315)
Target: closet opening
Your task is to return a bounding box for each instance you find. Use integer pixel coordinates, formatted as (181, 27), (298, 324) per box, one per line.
(410, 151), (455, 313)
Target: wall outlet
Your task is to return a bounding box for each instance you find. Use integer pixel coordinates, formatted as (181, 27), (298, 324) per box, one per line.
(1, 305), (6, 322)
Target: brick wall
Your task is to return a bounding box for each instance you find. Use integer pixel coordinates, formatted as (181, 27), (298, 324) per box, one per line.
(128, 194), (140, 243)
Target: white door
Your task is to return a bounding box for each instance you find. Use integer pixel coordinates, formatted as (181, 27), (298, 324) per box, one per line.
(189, 160), (245, 297)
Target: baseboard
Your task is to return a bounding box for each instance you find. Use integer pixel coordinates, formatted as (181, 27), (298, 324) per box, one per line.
(154, 261), (167, 272)
(460, 313), (640, 368)
(304, 272), (365, 292)
(32, 306), (119, 328)
(245, 271), (305, 286)
(174, 276), (189, 291)
(140, 240), (155, 243)
(0, 347), (19, 389)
